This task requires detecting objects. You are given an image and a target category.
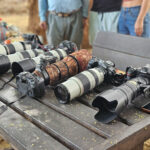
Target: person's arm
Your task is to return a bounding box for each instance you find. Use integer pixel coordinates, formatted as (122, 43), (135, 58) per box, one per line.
(90, 0), (94, 10)
(38, 0), (48, 30)
(135, 0), (150, 36)
(81, 0), (90, 18)
(81, 0), (90, 27)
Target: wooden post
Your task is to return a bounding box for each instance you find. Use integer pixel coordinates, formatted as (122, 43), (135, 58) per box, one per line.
(27, 0), (47, 43)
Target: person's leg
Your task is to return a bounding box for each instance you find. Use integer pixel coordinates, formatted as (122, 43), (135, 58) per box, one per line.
(98, 11), (120, 32)
(125, 7), (140, 36)
(126, 19), (136, 36)
(98, 13), (104, 31)
(65, 10), (83, 49)
(46, 13), (65, 47)
(89, 11), (99, 45)
(142, 12), (150, 38)
(118, 8), (129, 35)
(125, 7), (150, 37)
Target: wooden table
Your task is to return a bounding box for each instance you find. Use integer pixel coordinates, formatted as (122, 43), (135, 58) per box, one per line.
(0, 32), (150, 150)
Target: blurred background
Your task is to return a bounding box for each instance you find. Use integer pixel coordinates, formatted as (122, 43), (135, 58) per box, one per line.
(0, 0), (28, 32)
(0, 0), (90, 48)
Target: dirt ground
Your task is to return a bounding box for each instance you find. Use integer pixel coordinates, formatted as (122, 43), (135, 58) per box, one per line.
(0, 137), (12, 150)
(0, 0), (28, 33)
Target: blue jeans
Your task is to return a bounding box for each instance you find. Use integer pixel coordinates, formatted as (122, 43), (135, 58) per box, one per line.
(118, 6), (150, 38)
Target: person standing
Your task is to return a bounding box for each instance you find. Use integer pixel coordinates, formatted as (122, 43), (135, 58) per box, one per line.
(118, 0), (150, 37)
(38, 0), (89, 48)
(89, 0), (122, 45)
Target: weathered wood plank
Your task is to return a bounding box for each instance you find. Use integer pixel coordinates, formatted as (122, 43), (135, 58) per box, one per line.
(0, 79), (106, 150)
(0, 83), (19, 104)
(0, 64), (150, 150)
(0, 102), (68, 150)
(12, 97), (106, 150)
(0, 74), (149, 133)
(0, 75), (128, 138)
(93, 46), (150, 71)
(94, 31), (150, 58)
(0, 101), (5, 107)
(0, 72), (16, 87)
(119, 106), (149, 125)
(93, 117), (150, 150)
(40, 88), (128, 137)
(93, 31), (150, 70)
(131, 143), (143, 150)
(0, 101), (7, 116)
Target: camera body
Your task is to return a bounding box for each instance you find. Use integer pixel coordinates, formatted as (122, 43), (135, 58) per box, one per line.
(16, 49), (92, 98)
(92, 64), (150, 123)
(55, 57), (118, 104)
(11, 41), (78, 76)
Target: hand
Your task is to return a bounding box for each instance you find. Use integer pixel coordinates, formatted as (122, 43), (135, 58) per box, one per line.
(82, 18), (88, 28)
(40, 21), (47, 30)
(134, 19), (144, 36)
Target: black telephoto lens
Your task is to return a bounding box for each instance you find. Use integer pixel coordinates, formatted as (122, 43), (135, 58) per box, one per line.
(11, 44), (77, 76)
(92, 77), (150, 123)
(0, 49), (44, 75)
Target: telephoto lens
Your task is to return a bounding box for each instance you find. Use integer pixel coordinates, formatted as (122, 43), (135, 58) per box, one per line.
(12, 54), (55, 76)
(16, 49), (92, 98)
(92, 65), (150, 124)
(55, 68), (105, 104)
(11, 41), (78, 76)
(0, 41), (36, 55)
(0, 49), (45, 74)
(54, 57), (116, 104)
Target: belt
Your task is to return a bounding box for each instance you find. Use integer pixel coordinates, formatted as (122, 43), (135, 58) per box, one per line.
(49, 8), (80, 17)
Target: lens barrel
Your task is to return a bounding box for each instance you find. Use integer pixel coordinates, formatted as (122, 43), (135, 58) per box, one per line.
(12, 46), (77, 76)
(12, 59), (36, 76)
(0, 49), (44, 74)
(16, 49), (92, 98)
(55, 68), (105, 104)
(92, 77), (149, 123)
(0, 41), (35, 55)
(37, 49), (92, 85)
